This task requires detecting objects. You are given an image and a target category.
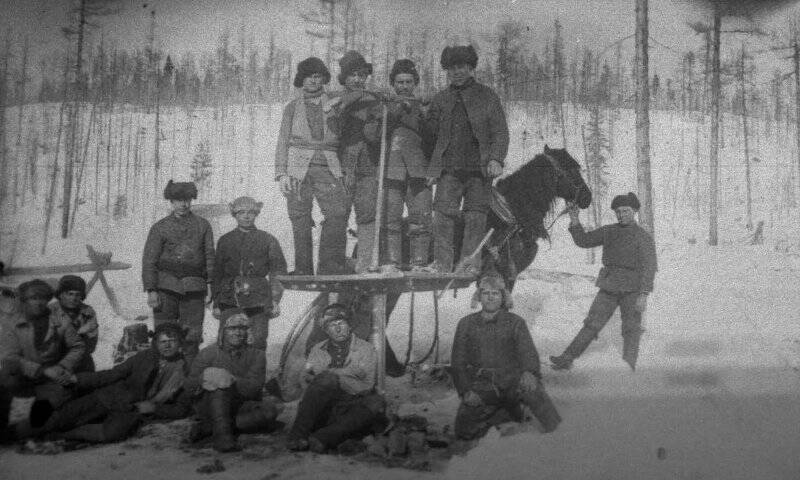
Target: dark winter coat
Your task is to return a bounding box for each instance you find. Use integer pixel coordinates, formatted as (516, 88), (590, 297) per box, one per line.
(568, 222), (658, 293)
(425, 79), (509, 178)
(0, 309), (86, 378)
(74, 348), (190, 418)
(212, 228), (287, 309)
(334, 90), (383, 177)
(142, 212), (215, 294)
(184, 343), (265, 400)
(450, 310), (541, 398)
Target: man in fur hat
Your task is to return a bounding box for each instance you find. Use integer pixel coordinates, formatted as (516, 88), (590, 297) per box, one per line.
(185, 309), (276, 452)
(24, 322), (191, 444)
(50, 275), (99, 372)
(364, 59), (433, 270)
(426, 45), (509, 274)
(550, 192), (658, 371)
(275, 56), (350, 275)
(451, 274), (561, 440)
(330, 50), (385, 273)
(142, 180), (215, 363)
(212, 196), (287, 351)
(0, 280), (85, 433)
(287, 303), (386, 453)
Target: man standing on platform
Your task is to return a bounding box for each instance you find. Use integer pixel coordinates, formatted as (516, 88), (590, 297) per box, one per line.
(142, 180), (214, 363)
(275, 57), (350, 275)
(332, 50), (384, 273)
(365, 59), (433, 271)
(212, 196), (287, 351)
(426, 45), (509, 274)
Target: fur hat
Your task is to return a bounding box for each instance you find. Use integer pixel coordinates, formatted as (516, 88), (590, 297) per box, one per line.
(17, 279), (54, 301)
(440, 45), (478, 70)
(56, 275), (86, 299)
(470, 273), (513, 310)
(390, 59), (420, 85)
(318, 303), (351, 329)
(294, 56), (331, 88)
(163, 180), (198, 201)
(220, 308), (251, 329)
(229, 196), (263, 216)
(337, 50), (373, 85)
(610, 192), (641, 211)
(151, 321), (187, 342)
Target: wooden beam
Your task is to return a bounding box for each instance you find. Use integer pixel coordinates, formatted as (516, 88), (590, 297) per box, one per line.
(2, 261), (131, 277)
(371, 292), (387, 394)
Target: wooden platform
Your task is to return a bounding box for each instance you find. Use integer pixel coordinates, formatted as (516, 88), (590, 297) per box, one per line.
(275, 271), (476, 294)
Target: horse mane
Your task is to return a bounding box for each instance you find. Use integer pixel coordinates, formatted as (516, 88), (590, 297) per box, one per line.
(495, 154), (560, 240)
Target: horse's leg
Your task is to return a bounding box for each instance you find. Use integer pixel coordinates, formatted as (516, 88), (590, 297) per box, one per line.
(506, 230), (539, 292)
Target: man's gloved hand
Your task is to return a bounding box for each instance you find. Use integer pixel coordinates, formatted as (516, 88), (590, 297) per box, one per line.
(487, 160), (503, 178)
(518, 371), (542, 395)
(278, 175), (299, 196)
(42, 365), (74, 386)
(202, 367), (236, 391)
(635, 293), (648, 314)
(147, 291), (161, 309)
(463, 390), (483, 407)
(135, 401), (156, 414)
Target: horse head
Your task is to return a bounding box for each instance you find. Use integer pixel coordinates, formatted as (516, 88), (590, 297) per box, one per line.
(541, 144), (592, 209)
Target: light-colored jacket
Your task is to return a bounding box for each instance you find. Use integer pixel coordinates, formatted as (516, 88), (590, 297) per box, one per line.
(0, 310), (86, 377)
(274, 93), (342, 182)
(305, 335), (377, 395)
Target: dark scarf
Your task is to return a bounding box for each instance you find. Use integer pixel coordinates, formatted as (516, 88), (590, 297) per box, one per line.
(325, 336), (351, 368)
(449, 76), (476, 92)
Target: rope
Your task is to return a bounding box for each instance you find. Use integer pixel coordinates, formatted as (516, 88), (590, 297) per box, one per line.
(410, 290), (441, 366)
(403, 291), (415, 367)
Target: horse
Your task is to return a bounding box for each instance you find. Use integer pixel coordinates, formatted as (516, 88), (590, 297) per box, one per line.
(480, 145), (592, 290)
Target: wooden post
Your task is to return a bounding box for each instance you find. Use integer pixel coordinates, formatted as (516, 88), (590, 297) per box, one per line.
(370, 102), (389, 272)
(371, 292), (387, 394)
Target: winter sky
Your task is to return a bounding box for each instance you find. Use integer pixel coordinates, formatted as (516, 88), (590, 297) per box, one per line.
(2, 0), (800, 81)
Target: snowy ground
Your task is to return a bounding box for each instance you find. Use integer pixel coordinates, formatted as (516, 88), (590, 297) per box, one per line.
(1, 101), (800, 478)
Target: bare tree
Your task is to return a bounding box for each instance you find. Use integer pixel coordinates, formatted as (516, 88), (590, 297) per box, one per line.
(635, 0), (655, 235)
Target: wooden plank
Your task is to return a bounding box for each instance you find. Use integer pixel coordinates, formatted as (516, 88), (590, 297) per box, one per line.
(371, 293), (387, 394)
(275, 271), (475, 295)
(2, 261), (131, 277)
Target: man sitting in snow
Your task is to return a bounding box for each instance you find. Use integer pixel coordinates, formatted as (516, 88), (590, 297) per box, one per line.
(451, 274), (561, 440)
(49, 275), (99, 373)
(185, 308), (278, 452)
(212, 195), (287, 351)
(0, 280), (85, 435)
(25, 322), (191, 443)
(287, 303), (386, 453)
(549, 192), (657, 371)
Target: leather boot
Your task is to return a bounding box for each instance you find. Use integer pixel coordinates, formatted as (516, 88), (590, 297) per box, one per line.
(291, 216), (314, 275)
(310, 403), (376, 451)
(460, 211), (487, 272)
(622, 329), (642, 371)
(318, 214), (348, 275)
(386, 229), (403, 270)
(409, 232), (431, 268)
(550, 326), (596, 370)
(209, 390), (240, 452)
(235, 404), (278, 434)
(355, 223), (376, 273)
(188, 420), (213, 443)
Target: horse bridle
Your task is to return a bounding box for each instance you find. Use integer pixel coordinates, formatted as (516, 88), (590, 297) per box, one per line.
(541, 152), (585, 198)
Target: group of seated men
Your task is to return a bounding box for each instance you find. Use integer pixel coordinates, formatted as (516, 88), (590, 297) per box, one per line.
(0, 277), (390, 453)
(0, 267), (562, 453)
